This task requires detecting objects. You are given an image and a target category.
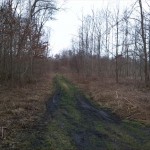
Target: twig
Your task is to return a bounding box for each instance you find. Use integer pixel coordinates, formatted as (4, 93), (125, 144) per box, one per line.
(1, 127), (7, 139)
(116, 91), (118, 99)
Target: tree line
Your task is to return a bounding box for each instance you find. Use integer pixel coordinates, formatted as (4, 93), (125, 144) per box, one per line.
(57, 0), (150, 87)
(0, 0), (57, 85)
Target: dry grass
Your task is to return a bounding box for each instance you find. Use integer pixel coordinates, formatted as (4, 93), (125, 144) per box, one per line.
(66, 73), (150, 124)
(0, 73), (54, 139)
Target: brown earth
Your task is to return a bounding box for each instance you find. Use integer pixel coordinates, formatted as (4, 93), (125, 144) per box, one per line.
(65, 73), (150, 124)
(0, 74), (150, 150)
(0, 74), (54, 142)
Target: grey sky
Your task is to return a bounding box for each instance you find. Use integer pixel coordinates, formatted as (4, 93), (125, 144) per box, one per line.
(47, 0), (134, 55)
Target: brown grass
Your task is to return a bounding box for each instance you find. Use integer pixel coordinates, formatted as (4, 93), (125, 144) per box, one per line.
(0, 73), (54, 140)
(66, 73), (150, 124)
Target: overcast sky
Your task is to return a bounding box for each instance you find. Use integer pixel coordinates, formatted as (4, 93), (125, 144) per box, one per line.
(47, 0), (134, 55)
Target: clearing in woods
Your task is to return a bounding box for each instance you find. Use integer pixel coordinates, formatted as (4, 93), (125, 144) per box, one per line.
(3, 75), (150, 150)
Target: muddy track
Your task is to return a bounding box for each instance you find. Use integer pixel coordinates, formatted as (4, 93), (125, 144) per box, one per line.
(41, 77), (150, 150)
(43, 90), (114, 150)
(3, 76), (150, 150)
(46, 88), (62, 118)
(72, 93), (120, 150)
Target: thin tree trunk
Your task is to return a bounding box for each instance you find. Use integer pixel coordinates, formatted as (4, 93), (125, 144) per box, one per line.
(116, 21), (119, 83)
(139, 0), (149, 87)
(149, 23), (150, 80)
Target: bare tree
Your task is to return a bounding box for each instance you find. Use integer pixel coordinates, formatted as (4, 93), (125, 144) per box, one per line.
(139, 0), (149, 87)
(0, 0), (58, 85)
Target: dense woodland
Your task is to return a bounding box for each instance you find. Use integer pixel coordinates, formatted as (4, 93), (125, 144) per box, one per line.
(56, 0), (150, 87)
(0, 0), (150, 88)
(0, 0), (57, 85)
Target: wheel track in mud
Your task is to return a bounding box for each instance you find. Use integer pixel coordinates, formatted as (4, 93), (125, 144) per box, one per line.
(5, 76), (150, 150)
(42, 77), (150, 150)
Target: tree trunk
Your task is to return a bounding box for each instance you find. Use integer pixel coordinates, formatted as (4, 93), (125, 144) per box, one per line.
(116, 21), (119, 83)
(139, 0), (149, 87)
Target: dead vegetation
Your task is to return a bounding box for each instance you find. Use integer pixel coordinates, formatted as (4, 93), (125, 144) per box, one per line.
(66, 73), (150, 124)
(0, 74), (54, 141)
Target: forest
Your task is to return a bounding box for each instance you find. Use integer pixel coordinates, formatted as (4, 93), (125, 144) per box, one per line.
(58, 0), (150, 87)
(0, 0), (57, 85)
(0, 0), (150, 149)
(0, 0), (150, 87)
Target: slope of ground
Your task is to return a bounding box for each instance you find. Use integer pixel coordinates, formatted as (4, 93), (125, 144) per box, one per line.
(66, 74), (150, 123)
(0, 74), (54, 149)
(3, 75), (149, 150)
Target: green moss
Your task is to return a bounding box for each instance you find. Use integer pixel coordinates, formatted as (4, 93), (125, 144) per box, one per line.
(95, 122), (108, 134)
(42, 76), (80, 150)
(143, 142), (150, 150)
(46, 121), (76, 150)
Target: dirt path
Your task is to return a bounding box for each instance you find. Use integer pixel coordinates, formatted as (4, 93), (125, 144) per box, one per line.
(3, 76), (150, 150)
(40, 76), (150, 150)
